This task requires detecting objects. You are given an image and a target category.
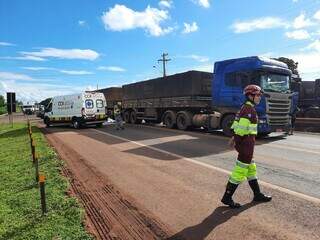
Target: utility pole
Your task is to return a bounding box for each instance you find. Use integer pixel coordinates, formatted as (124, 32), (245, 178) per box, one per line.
(158, 53), (171, 77)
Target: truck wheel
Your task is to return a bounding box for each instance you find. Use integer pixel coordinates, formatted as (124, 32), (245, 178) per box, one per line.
(130, 111), (142, 124)
(123, 111), (131, 123)
(163, 111), (177, 129)
(176, 111), (192, 130)
(221, 114), (235, 137)
(44, 117), (50, 127)
(72, 118), (81, 129)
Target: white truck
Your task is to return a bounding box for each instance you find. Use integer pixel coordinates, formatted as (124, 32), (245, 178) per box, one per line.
(22, 105), (35, 115)
(44, 92), (106, 128)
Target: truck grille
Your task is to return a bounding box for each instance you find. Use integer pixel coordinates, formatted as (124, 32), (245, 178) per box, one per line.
(266, 98), (291, 126)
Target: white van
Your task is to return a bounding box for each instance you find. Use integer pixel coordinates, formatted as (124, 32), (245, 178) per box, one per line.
(44, 92), (106, 128)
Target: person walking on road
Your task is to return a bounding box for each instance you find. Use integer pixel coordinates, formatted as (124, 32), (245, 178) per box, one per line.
(114, 104), (124, 130)
(221, 85), (272, 208)
(289, 106), (300, 135)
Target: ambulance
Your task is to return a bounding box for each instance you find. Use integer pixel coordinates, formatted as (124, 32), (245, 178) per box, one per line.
(44, 91), (106, 128)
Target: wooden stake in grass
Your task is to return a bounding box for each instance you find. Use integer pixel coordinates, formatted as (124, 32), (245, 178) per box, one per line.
(34, 153), (39, 182)
(31, 140), (36, 163)
(39, 174), (47, 215)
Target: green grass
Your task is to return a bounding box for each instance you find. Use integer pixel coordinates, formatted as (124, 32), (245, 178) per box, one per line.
(0, 123), (92, 240)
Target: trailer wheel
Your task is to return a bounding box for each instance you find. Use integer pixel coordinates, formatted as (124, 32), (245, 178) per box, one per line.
(163, 111), (177, 129)
(44, 117), (51, 127)
(72, 118), (81, 129)
(123, 111), (131, 123)
(221, 114), (235, 137)
(130, 111), (142, 124)
(176, 111), (192, 130)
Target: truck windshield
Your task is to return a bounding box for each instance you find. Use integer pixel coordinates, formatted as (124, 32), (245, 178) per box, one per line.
(260, 74), (290, 93)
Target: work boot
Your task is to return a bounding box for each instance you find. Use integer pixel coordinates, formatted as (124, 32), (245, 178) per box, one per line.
(248, 179), (272, 202)
(221, 182), (241, 208)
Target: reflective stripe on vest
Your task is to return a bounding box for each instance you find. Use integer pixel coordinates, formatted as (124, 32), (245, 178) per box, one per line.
(232, 101), (258, 136)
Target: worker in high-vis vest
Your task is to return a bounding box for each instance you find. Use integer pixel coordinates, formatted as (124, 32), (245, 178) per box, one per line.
(221, 84), (272, 208)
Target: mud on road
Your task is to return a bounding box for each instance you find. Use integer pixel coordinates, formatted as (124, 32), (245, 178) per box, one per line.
(43, 128), (174, 240)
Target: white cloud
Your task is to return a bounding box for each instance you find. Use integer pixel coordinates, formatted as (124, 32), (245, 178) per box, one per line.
(22, 67), (53, 71)
(0, 72), (33, 81)
(292, 13), (314, 29)
(314, 10), (320, 20)
(78, 20), (86, 26)
(305, 39), (320, 52)
(1, 56), (47, 61)
(286, 51), (320, 80)
(97, 66), (126, 72)
(285, 30), (310, 40)
(101, 4), (173, 37)
(20, 48), (99, 61)
(0, 79), (98, 103)
(182, 22), (198, 34)
(0, 41), (15, 46)
(0, 81), (71, 103)
(181, 54), (209, 62)
(159, 0), (172, 8)
(232, 17), (288, 33)
(59, 70), (93, 75)
(22, 66), (94, 75)
(192, 0), (210, 8)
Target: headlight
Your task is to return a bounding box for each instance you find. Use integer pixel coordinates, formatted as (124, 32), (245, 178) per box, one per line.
(259, 119), (267, 124)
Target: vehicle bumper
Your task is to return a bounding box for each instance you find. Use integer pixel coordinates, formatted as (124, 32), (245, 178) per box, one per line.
(258, 122), (291, 134)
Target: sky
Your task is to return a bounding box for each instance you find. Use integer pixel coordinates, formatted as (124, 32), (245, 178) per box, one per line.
(1, 0), (320, 103)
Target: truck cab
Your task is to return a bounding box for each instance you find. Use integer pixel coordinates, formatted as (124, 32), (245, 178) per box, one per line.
(212, 56), (293, 135)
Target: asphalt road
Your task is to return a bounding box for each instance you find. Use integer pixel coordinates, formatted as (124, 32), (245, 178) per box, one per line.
(97, 123), (320, 199)
(3, 114), (320, 239)
(41, 122), (319, 240)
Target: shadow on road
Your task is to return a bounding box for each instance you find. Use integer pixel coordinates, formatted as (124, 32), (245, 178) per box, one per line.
(167, 202), (259, 240)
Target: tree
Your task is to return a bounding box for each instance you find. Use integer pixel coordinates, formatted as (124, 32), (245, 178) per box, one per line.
(0, 95), (5, 106)
(273, 57), (299, 77)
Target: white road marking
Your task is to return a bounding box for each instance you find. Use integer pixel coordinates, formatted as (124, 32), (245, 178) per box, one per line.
(93, 129), (320, 205)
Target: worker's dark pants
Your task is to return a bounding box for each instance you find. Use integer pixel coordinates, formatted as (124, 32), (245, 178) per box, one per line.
(234, 135), (255, 164)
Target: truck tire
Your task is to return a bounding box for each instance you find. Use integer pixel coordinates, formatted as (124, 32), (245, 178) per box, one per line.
(123, 111), (131, 123)
(72, 118), (81, 129)
(44, 117), (50, 127)
(130, 111), (142, 124)
(176, 111), (193, 130)
(221, 114), (235, 137)
(163, 111), (177, 129)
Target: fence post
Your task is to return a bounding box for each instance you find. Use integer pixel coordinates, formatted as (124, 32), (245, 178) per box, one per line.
(39, 174), (47, 215)
(31, 140), (36, 163)
(34, 153), (39, 182)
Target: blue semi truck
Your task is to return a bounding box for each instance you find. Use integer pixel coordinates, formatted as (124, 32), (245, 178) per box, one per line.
(101, 56), (296, 136)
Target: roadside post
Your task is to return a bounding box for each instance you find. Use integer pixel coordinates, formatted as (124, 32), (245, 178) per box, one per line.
(31, 139), (35, 163)
(34, 153), (39, 182)
(39, 174), (47, 215)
